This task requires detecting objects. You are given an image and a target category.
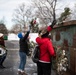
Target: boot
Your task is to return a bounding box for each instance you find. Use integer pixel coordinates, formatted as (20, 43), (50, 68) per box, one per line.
(0, 65), (5, 69)
(21, 72), (27, 75)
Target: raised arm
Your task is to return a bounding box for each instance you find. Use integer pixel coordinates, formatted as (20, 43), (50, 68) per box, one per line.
(23, 24), (31, 40)
(22, 31), (30, 40)
(47, 19), (56, 32)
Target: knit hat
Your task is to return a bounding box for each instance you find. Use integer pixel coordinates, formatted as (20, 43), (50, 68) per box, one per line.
(0, 33), (3, 37)
(18, 32), (23, 38)
(39, 27), (49, 37)
(41, 28), (48, 35)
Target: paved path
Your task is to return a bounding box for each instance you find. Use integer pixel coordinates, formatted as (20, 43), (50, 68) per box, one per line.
(0, 40), (56, 75)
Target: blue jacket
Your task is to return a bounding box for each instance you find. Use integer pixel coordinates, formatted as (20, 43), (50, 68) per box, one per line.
(18, 31), (30, 55)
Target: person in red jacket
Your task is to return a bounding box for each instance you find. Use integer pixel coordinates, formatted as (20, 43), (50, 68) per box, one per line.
(0, 33), (7, 69)
(0, 33), (5, 47)
(36, 20), (56, 75)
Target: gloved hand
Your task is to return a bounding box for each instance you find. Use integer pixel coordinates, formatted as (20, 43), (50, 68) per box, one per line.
(27, 25), (31, 33)
(50, 20), (57, 28)
(27, 30), (30, 33)
(53, 54), (56, 59)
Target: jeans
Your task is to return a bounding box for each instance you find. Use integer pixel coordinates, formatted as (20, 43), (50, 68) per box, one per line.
(19, 52), (26, 71)
(37, 62), (52, 75)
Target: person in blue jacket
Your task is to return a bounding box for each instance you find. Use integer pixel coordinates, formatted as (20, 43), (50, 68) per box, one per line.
(17, 30), (30, 75)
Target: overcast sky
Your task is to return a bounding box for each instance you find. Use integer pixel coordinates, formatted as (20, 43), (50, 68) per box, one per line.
(0, 0), (76, 30)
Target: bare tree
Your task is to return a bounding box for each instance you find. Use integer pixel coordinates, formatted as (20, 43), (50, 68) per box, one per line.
(32, 0), (57, 26)
(0, 23), (8, 34)
(10, 24), (22, 34)
(0, 16), (6, 25)
(12, 3), (33, 32)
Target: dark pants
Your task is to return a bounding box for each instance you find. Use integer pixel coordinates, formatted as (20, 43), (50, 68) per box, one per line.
(0, 53), (7, 65)
(37, 62), (52, 75)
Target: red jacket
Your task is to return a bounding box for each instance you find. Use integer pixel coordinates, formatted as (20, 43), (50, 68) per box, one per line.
(0, 37), (5, 47)
(36, 26), (55, 62)
(36, 37), (55, 62)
